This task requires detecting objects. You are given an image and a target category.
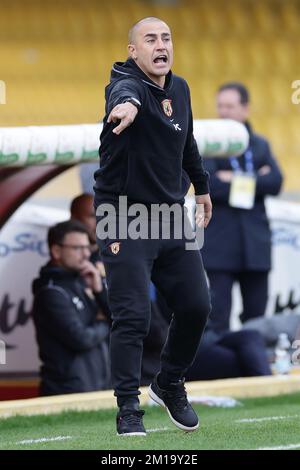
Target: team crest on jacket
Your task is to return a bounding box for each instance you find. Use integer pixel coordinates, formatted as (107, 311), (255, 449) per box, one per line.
(109, 242), (121, 255)
(161, 99), (173, 117)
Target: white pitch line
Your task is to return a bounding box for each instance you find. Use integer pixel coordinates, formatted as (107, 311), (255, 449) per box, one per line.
(236, 415), (298, 423)
(147, 427), (170, 433)
(257, 443), (300, 450)
(17, 435), (72, 445)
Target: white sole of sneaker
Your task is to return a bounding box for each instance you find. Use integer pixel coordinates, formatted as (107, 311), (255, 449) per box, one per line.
(117, 432), (147, 437)
(148, 386), (199, 433)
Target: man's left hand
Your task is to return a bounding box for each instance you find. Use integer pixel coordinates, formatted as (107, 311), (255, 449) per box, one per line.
(195, 193), (213, 228)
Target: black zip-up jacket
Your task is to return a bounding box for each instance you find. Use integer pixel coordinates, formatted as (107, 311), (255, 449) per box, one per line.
(32, 263), (111, 395)
(94, 58), (209, 208)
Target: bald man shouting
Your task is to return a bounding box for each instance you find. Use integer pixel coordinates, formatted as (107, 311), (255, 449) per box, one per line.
(94, 17), (212, 436)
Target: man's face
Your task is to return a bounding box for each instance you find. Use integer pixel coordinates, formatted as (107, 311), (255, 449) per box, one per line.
(51, 232), (91, 271)
(72, 197), (96, 244)
(128, 20), (173, 86)
(80, 212), (96, 244)
(216, 89), (249, 123)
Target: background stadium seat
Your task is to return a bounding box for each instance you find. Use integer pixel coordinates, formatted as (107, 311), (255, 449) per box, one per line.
(0, 0), (299, 190)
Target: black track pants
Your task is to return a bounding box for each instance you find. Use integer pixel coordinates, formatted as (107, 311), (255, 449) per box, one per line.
(96, 214), (211, 403)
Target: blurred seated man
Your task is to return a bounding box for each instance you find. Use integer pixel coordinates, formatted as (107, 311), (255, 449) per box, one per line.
(186, 323), (271, 381)
(70, 193), (104, 268)
(243, 311), (300, 361)
(70, 193), (110, 318)
(156, 292), (271, 381)
(32, 220), (111, 396)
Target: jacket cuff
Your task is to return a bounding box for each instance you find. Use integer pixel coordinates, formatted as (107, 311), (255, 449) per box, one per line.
(194, 173), (210, 195)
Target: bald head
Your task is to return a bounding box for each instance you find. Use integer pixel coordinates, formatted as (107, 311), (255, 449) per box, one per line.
(70, 194), (93, 217)
(127, 17), (173, 88)
(70, 194), (96, 243)
(128, 17), (170, 44)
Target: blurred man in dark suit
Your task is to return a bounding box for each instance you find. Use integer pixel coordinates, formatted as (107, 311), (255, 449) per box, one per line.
(202, 82), (283, 332)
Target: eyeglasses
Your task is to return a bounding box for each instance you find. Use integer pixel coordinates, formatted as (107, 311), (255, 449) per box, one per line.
(58, 244), (92, 252)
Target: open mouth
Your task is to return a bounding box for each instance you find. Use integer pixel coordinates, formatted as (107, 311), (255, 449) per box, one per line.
(153, 55), (168, 64)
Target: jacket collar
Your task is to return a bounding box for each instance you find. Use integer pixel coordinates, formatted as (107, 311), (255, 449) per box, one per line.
(110, 58), (173, 95)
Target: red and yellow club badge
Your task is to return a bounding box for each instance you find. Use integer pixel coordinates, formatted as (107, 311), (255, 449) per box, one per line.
(109, 242), (121, 255)
(161, 99), (173, 117)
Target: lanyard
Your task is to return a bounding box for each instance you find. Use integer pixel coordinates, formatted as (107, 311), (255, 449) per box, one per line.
(230, 149), (254, 174)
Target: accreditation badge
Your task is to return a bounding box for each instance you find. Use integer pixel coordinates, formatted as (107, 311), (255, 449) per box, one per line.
(229, 172), (256, 209)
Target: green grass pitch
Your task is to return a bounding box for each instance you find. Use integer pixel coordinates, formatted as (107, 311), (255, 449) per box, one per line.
(0, 392), (300, 450)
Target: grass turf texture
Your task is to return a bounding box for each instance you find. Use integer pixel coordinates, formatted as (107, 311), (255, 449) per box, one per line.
(0, 392), (299, 450)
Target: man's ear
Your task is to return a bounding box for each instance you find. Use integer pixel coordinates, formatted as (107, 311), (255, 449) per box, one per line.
(243, 103), (250, 120)
(128, 44), (137, 60)
(51, 244), (61, 262)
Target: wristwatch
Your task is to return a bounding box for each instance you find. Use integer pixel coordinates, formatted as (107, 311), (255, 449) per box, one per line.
(122, 97), (141, 110)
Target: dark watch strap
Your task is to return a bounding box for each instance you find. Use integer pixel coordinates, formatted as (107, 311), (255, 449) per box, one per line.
(122, 97), (141, 109)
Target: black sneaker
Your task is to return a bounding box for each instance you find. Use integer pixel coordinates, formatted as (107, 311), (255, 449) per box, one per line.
(149, 375), (199, 432)
(116, 407), (146, 436)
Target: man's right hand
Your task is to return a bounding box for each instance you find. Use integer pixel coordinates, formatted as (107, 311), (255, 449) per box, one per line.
(216, 170), (233, 183)
(80, 260), (103, 293)
(107, 102), (138, 135)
